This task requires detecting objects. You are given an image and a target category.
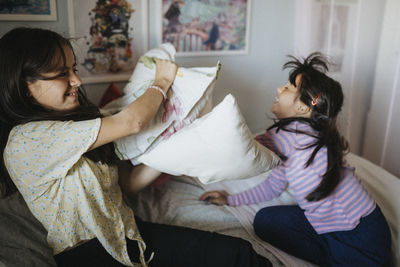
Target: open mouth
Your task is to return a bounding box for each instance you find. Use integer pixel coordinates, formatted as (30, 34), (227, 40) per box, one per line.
(65, 92), (78, 97)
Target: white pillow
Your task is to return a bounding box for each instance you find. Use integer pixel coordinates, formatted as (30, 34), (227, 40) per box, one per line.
(138, 94), (281, 184)
(101, 43), (220, 162)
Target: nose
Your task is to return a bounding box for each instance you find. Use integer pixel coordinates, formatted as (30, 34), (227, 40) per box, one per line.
(277, 86), (283, 94)
(69, 70), (82, 88)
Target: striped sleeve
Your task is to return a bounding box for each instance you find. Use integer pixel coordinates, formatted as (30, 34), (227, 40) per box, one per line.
(227, 164), (288, 206)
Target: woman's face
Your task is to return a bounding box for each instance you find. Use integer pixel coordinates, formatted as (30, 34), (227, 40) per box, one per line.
(27, 46), (82, 111)
(271, 74), (311, 119)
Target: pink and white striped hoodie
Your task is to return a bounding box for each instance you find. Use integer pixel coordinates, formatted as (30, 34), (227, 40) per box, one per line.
(227, 121), (376, 234)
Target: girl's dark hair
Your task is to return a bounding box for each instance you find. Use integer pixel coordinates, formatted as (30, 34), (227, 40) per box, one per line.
(0, 27), (119, 198)
(269, 52), (349, 201)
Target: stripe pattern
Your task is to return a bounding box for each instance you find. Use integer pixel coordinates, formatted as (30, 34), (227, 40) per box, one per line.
(228, 121), (375, 234)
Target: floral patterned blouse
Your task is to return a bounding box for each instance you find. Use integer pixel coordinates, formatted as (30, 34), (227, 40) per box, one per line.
(4, 119), (150, 266)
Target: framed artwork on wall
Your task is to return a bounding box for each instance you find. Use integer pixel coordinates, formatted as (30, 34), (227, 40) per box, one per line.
(67, 0), (148, 84)
(156, 0), (251, 57)
(0, 0), (57, 21)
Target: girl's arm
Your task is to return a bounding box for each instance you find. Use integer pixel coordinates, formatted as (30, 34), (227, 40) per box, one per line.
(227, 168), (287, 206)
(89, 59), (178, 151)
(200, 165), (288, 206)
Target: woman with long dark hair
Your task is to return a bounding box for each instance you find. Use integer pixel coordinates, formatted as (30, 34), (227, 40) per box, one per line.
(201, 53), (392, 266)
(0, 27), (271, 267)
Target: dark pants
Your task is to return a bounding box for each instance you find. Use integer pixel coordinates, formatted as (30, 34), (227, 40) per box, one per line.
(253, 205), (392, 267)
(54, 216), (271, 267)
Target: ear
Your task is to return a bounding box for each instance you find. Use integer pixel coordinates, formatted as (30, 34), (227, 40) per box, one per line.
(295, 101), (311, 118)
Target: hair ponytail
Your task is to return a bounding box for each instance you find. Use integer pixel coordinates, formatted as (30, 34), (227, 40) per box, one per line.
(305, 119), (348, 201)
(271, 52), (349, 202)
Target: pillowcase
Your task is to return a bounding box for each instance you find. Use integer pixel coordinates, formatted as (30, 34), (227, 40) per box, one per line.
(138, 94), (281, 184)
(100, 43), (220, 163)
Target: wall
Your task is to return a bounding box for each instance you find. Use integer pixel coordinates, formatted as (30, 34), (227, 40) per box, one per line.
(362, 0), (400, 177)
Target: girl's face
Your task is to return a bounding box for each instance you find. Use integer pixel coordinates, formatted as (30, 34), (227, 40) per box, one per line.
(271, 74), (311, 119)
(27, 46), (82, 111)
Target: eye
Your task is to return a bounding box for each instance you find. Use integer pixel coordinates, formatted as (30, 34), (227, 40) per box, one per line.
(58, 71), (68, 77)
(73, 67), (78, 73)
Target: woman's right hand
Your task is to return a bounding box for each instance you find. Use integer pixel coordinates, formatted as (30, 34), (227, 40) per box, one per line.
(154, 59), (178, 92)
(199, 191), (228, 206)
(90, 60), (178, 151)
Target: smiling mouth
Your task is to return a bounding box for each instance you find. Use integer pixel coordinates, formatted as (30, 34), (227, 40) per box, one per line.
(65, 92), (78, 97)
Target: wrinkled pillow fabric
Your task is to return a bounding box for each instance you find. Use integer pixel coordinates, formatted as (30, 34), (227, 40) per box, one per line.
(138, 94), (281, 184)
(100, 43), (220, 163)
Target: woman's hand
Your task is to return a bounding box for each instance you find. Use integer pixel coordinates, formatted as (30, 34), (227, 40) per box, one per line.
(199, 191), (228, 206)
(89, 60), (177, 151)
(153, 59), (178, 92)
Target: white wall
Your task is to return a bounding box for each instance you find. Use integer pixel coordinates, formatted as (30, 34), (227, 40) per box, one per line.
(363, 0), (400, 177)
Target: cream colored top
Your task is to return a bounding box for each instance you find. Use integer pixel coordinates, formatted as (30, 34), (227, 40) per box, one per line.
(4, 119), (149, 266)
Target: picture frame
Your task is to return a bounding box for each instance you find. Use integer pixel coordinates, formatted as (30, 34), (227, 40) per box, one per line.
(67, 0), (148, 84)
(156, 0), (251, 57)
(0, 0), (57, 21)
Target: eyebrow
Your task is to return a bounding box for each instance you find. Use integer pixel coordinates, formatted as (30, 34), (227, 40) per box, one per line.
(39, 62), (77, 81)
(55, 62), (77, 72)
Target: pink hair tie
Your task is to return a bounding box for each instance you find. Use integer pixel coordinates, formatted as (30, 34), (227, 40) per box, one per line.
(311, 92), (322, 106)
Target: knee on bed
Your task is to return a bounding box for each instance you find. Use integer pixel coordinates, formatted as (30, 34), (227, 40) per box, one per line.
(253, 207), (282, 240)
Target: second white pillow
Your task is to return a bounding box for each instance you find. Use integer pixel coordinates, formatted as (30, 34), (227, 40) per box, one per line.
(138, 94), (280, 184)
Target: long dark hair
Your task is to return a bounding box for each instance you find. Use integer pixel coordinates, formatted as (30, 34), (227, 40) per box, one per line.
(0, 27), (119, 198)
(269, 52), (349, 201)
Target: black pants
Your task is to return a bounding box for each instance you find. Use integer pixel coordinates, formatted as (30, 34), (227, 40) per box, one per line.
(54, 217), (271, 267)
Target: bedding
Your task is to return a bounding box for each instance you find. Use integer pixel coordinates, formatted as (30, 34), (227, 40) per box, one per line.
(1, 152), (399, 266)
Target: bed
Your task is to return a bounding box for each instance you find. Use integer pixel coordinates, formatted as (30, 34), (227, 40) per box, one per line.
(0, 152), (399, 267)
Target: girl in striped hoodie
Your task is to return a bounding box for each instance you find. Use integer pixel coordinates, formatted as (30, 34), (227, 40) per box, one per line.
(200, 53), (392, 266)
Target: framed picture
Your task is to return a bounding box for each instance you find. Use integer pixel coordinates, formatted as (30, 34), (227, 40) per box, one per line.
(67, 0), (148, 84)
(0, 0), (57, 21)
(157, 0), (251, 57)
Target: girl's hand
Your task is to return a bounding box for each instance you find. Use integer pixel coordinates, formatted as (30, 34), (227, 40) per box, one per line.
(154, 59), (178, 92)
(199, 191), (228, 206)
